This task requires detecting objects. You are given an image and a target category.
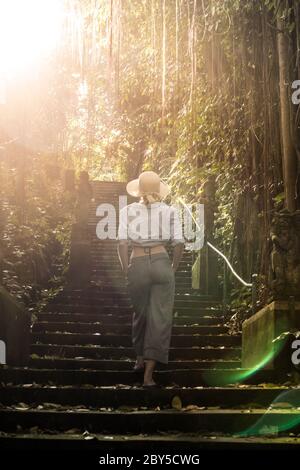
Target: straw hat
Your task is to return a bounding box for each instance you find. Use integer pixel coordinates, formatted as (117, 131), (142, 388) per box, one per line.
(126, 171), (171, 199)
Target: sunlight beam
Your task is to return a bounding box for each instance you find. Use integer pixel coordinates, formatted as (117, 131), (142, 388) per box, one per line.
(0, 0), (64, 76)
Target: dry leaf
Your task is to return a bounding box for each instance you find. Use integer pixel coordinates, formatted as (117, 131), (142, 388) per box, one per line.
(171, 396), (182, 410)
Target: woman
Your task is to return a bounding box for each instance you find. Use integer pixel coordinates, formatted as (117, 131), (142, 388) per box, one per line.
(117, 171), (185, 388)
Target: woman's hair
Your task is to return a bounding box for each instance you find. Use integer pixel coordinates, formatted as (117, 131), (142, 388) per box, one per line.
(140, 192), (162, 206)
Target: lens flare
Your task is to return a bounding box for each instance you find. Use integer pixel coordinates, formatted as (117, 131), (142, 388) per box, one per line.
(202, 336), (287, 387)
(0, 0), (64, 76)
(238, 389), (300, 437)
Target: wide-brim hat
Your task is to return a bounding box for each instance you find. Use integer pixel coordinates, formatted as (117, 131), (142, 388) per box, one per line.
(126, 170), (171, 199)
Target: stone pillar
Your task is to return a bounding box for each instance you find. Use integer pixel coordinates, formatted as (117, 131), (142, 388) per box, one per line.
(75, 171), (93, 227)
(192, 175), (218, 296)
(64, 169), (76, 192)
(269, 210), (300, 300)
(242, 300), (300, 374)
(0, 286), (30, 366)
(0, 193), (4, 285)
(67, 223), (92, 288)
(45, 163), (61, 180)
(242, 210), (300, 373)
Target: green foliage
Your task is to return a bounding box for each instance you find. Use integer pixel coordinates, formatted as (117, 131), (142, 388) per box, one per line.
(0, 154), (75, 307)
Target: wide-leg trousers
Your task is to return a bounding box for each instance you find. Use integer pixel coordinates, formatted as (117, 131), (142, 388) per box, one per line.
(126, 252), (175, 364)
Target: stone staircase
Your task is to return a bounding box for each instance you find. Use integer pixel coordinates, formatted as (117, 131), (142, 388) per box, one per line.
(0, 181), (297, 450)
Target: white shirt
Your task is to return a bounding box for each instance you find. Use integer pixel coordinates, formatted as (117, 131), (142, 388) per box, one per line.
(117, 201), (185, 247)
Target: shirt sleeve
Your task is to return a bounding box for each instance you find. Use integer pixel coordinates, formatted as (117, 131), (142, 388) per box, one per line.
(117, 206), (129, 244)
(170, 206), (185, 247)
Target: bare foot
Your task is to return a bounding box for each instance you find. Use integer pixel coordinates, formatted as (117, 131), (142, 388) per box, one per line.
(133, 356), (144, 371)
(143, 379), (156, 386)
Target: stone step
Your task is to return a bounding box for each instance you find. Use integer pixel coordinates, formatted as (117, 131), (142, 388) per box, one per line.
(89, 253), (194, 261)
(43, 302), (222, 314)
(91, 180), (126, 185)
(48, 299), (220, 310)
(32, 322), (228, 335)
(36, 313), (224, 326)
(89, 250), (193, 258)
(43, 301), (220, 312)
(61, 286), (207, 295)
(56, 289), (218, 302)
(90, 192), (131, 195)
(90, 192), (127, 197)
(89, 198), (125, 203)
(87, 260), (193, 269)
(47, 300), (133, 308)
(0, 433), (298, 453)
(91, 190), (127, 194)
(83, 286), (200, 294)
(91, 265), (192, 273)
(91, 193), (127, 198)
(89, 197), (124, 203)
(88, 245), (183, 250)
(87, 277), (193, 286)
(51, 293), (130, 306)
(90, 270), (193, 278)
(30, 344), (241, 360)
(0, 384), (285, 409)
(91, 256), (193, 264)
(31, 332), (241, 348)
(91, 187), (126, 190)
(90, 271), (192, 280)
(28, 358), (240, 371)
(86, 281), (193, 288)
(43, 305), (134, 313)
(52, 292), (217, 302)
(89, 253), (193, 261)
(0, 367), (264, 387)
(88, 238), (190, 244)
(101, 264), (193, 273)
(0, 408), (292, 435)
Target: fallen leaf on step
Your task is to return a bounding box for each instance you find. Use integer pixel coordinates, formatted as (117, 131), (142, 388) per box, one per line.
(270, 402), (294, 409)
(82, 430), (97, 440)
(43, 402), (60, 410)
(65, 428), (81, 434)
(117, 406), (138, 412)
(184, 405), (206, 412)
(258, 383), (278, 388)
(171, 396), (182, 410)
(14, 402), (29, 410)
(29, 426), (40, 433)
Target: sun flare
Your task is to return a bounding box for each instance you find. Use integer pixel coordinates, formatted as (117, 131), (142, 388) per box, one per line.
(0, 0), (64, 76)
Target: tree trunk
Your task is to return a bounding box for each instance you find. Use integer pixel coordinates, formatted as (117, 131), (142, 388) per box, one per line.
(277, 3), (298, 212)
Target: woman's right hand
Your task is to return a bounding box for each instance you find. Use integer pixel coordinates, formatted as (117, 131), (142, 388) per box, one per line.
(117, 243), (129, 277)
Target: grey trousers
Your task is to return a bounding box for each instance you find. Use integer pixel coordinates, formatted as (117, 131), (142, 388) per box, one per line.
(126, 252), (175, 364)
